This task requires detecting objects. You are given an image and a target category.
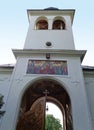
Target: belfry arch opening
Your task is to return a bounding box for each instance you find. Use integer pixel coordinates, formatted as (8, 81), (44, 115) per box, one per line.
(16, 79), (73, 130)
(35, 19), (48, 30)
(52, 19), (65, 30)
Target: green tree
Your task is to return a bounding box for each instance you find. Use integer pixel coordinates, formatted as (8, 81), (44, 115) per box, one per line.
(45, 114), (62, 130)
(0, 94), (5, 118)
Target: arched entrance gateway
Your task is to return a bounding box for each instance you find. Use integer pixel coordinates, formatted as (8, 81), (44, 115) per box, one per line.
(16, 79), (73, 130)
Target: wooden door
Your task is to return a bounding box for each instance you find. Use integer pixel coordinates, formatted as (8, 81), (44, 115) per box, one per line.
(16, 97), (46, 130)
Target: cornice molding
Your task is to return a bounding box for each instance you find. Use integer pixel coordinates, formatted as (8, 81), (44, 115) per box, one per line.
(12, 49), (86, 62)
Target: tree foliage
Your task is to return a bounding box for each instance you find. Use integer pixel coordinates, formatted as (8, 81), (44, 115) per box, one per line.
(45, 114), (62, 130)
(0, 94), (5, 118)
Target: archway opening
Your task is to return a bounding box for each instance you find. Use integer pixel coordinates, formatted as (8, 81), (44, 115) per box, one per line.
(46, 102), (63, 129)
(36, 20), (48, 30)
(16, 79), (73, 130)
(52, 20), (65, 30)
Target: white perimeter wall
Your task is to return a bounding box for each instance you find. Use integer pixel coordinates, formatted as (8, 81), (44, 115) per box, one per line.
(84, 72), (94, 129)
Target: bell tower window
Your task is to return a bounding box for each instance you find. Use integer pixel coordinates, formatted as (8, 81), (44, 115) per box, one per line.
(52, 20), (65, 30)
(36, 20), (48, 30)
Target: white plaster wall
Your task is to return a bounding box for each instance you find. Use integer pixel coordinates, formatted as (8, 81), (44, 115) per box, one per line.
(0, 73), (12, 107)
(24, 30), (75, 49)
(0, 72), (12, 126)
(0, 54), (93, 130)
(84, 74), (94, 129)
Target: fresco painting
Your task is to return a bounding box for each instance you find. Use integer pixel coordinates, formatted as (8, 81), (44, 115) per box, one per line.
(27, 60), (68, 75)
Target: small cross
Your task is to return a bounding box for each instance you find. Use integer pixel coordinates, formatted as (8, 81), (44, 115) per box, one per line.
(43, 89), (49, 98)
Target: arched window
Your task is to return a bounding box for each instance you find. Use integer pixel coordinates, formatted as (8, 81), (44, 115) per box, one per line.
(36, 20), (48, 30)
(52, 20), (65, 30)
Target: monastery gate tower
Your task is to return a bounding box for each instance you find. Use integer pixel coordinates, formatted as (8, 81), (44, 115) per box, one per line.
(0, 7), (93, 130)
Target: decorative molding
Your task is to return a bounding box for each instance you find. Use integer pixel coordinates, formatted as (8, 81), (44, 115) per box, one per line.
(12, 49), (86, 62)
(71, 80), (80, 87)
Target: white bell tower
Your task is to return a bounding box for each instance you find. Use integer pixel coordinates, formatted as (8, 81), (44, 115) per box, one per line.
(24, 7), (75, 50)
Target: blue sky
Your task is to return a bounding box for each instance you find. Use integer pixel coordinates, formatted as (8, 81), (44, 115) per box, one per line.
(0, 0), (94, 66)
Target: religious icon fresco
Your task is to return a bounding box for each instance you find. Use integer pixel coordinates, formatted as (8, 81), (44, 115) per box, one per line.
(27, 60), (68, 75)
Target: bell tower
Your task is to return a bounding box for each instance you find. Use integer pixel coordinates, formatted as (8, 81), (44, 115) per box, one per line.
(24, 7), (75, 50)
